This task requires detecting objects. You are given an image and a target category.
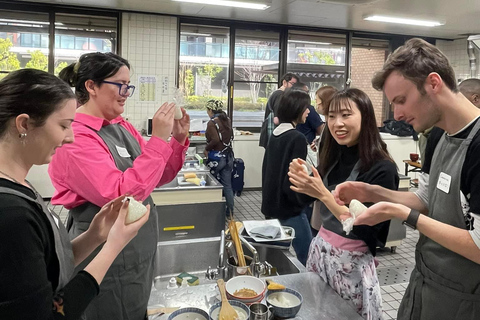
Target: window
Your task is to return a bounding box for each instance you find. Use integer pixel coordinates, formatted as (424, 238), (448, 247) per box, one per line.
(179, 24), (230, 122)
(287, 30), (347, 102)
(54, 13), (117, 75)
(0, 7), (118, 77)
(0, 10), (49, 78)
(233, 29), (279, 128)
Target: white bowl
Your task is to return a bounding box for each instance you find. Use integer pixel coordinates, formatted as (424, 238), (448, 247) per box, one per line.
(225, 276), (266, 301)
(266, 288), (303, 318)
(209, 300), (250, 320)
(168, 307), (209, 320)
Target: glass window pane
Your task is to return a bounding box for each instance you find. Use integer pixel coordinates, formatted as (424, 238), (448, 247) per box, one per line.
(232, 82), (277, 128)
(179, 24), (230, 120)
(233, 29), (279, 128)
(55, 13), (117, 75)
(287, 30), (346, 97)
(0, 10), (49, 77)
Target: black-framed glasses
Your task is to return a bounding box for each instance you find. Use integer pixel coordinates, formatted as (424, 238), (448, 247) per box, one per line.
(101, 80), (136, 97)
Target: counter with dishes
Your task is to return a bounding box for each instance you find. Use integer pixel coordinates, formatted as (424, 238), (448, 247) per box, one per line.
(147, 272), (363, 319)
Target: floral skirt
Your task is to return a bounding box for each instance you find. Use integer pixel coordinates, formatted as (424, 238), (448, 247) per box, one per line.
(306, 235), (383, 320)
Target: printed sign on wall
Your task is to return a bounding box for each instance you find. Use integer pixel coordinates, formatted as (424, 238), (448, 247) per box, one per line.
(139, 76), (157, 101)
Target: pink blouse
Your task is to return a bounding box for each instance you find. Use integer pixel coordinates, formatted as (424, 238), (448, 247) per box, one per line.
(49, 113), (188, 209)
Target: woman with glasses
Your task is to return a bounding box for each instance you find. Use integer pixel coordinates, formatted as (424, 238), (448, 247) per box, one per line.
(49, 52), (190, 320)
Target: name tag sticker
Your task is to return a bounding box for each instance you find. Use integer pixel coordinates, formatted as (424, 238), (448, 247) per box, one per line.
(436, 172), (451, 194)
(115, 145), (131, 158)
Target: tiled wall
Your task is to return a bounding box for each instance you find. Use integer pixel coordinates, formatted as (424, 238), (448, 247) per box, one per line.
(437, 38), (480, 82)
(351, 47), (387, 126)
(121, 13), (178, 131)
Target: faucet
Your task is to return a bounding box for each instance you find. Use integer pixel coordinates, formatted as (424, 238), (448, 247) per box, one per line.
(239, 235), (265, 277)
(206, 230), (226, 280)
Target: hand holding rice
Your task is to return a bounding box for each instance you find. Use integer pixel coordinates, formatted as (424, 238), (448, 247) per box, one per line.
(124, 197), (148, 224)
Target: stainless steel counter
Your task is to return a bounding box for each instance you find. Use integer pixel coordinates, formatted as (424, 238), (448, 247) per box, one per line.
(148, 272), (362, 319)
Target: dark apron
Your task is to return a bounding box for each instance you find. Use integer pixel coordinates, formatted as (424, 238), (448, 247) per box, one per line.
(398, 119), (480, 320)
(68, 124), (157, 320)
(0, 186), (74, 290)
(319, 161), (361, 236)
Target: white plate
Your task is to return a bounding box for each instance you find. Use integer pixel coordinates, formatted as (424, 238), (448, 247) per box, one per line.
(242, 219), (294, 243)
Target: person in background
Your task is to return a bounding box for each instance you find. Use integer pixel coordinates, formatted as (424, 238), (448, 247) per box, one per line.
(459, 78), (480, 107)
(288, 88), (398, 319)
(311, 86), (338, 153)
(0, 69), (149, 320)
(259, 73), (299, 148)
(261, 89), (312, 265)
(204, 99), (234, 215)
(333, 38), (480, 320)
(293, 82), (324, 146)
(291, 82), (324, 231)
(310, 85), (338, 235)
(49, 52), (190, 320)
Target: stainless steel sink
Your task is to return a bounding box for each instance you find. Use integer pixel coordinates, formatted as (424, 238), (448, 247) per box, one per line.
(152, 237), (305, 289)
(154, 172), (221, 191)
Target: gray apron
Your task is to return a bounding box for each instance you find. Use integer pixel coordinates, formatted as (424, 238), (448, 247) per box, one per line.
(0, 185), (74, 290)
(398, 119), (480, 320)
(319, 161), (361, 237)
(68, 124), (158, 320)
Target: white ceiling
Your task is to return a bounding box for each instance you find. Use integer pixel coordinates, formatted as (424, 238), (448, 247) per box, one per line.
(26, 0), (480, 39)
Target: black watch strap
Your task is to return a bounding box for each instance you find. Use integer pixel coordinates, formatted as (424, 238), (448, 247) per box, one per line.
(403, 209), (421, 230)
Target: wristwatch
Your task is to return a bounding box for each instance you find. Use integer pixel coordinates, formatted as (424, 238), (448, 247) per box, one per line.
(403, 209), (421, 230)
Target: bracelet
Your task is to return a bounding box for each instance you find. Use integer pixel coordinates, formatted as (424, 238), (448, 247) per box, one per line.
(403, 209), (421, 230)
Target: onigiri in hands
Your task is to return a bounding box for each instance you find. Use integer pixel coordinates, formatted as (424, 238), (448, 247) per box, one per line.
(125, 197), (148, 224)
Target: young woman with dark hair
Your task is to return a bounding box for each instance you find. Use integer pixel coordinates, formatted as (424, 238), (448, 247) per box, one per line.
(288, 88), (398, 319)
(204, 99), (234, 214)
(261, 89), (312, 265)
(49, 52), (190, 320)
(0, 69), (149, 320)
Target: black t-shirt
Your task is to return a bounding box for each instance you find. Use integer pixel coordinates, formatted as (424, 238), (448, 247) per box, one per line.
(0, 179), (99, 320)
(422, 119), (480, 216)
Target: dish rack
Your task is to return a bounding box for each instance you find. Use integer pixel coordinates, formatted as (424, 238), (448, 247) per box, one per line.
(241, 226), (295, 250)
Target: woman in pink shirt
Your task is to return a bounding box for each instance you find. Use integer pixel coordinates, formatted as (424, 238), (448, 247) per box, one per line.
(49, 52), (189, 320)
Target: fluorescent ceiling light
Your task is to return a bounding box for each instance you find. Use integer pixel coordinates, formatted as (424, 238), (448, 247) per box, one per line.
(364, 15), (444, 27)
(289, 40), (332, 45)
(182, 32), (212, 37)
(173, 0), (270, 10)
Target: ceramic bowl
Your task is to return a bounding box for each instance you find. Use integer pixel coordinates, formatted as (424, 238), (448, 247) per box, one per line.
(209, 300), (250, 320)
(167, 307), (209, 320)
(266, 288), (303, 318)
(225, 276), (266, 301)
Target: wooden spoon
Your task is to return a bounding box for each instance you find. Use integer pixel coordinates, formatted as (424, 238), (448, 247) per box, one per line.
(217, 279), (239, 320)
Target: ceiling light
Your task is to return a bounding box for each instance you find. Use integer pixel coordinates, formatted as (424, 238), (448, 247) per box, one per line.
(289, 40), (332, 45)
(172, 0), (270, 10)
(364, 15), (444, 27)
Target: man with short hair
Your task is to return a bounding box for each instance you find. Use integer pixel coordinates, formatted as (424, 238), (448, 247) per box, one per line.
(333, 38), (480, 320)
(459, 78), (480, 107)
(259, 73), (299, 148)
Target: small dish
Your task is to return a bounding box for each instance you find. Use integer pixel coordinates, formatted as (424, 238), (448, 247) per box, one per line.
(209, 300), (250, 320)
(266, 288), (303, 318)
(167, 307), (209, 320)
(225, 276), (266, 301)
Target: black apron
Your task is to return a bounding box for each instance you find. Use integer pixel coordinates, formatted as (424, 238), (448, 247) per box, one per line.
(0, 185), (74, 290)
(68, 124), (157, 320)
(398, 119), (480, 320)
